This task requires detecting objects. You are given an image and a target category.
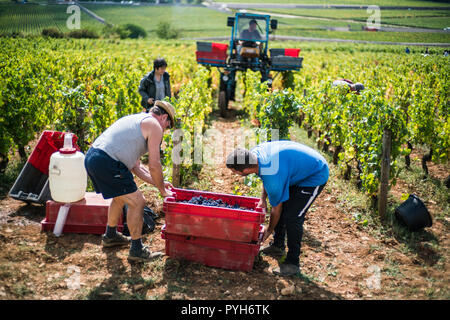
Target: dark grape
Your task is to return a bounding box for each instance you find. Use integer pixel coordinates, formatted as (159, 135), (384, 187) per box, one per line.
(181, 195), (253, 211)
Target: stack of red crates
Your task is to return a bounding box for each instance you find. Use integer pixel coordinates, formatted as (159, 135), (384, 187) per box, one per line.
(161, 188), (266, 272)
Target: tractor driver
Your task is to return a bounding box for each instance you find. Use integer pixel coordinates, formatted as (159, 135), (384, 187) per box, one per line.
(237, 19), (263, 61)
(239, 19), (263, 40)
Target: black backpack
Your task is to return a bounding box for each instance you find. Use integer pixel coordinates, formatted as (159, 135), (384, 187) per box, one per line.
(121, 204), (158, 236)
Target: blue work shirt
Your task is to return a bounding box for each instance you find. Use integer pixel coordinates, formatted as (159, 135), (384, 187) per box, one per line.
(251, 140), (329, 207)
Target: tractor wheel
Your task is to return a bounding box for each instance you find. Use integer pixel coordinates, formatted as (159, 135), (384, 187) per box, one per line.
(218, 91), (228, 118)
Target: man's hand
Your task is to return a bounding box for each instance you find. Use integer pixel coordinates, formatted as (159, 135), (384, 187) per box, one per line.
(257, 198), (267, 209)
(164, 181), (174, 190)
(262, 202), (282, 242)
(147, 97), (154, 105)
(160, 181), (174, 198)
(262, 227), (272, 242)
(160, 188), (173, 198)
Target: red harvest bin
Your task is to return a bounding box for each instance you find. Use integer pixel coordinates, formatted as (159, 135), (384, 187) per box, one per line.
(28, 130), (80, 175)
(41, 192), (123, 235)
(284, 48), (301, 57)
(161, 225), (264, 272)
(196, 42), (228, 66)
(163, 188), (266, 243)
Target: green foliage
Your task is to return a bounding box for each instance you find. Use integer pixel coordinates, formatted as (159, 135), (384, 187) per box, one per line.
(67, 28), (99, 39)
(54, 85), (91, 151)
(155, 22), (180, 40)
(242, 51), (449, 197)
(41, 27), (64, 38)
(290, 52), (449, 196)
(113, 24), (147, 39)
(260, 90), (301, 140)
(161, 66), (213, 182)
(243, 70), (300, 141)
(281, 71), (295, 90)
(0, 38), (206, 172)
(0, 43), (50, 160)
(0, 3), (104, 35)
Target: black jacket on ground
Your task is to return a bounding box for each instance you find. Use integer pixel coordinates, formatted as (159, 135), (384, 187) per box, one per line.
(138, 71), (171, 111)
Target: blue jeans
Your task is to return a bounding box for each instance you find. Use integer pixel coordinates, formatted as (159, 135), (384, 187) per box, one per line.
(272, 184), (326, 266)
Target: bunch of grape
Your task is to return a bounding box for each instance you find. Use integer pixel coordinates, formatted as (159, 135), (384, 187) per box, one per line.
(181, 196), (249, 210)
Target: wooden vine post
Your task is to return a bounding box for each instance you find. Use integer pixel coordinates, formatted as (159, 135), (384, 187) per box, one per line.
(378, 128), (392, 220)
(172, 133), (181, 188)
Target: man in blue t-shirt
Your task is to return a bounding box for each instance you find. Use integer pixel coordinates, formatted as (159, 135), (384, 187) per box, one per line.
(226, 140), (329, 276)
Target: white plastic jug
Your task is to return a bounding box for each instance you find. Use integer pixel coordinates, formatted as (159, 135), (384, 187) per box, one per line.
(49, 133), (87, 203)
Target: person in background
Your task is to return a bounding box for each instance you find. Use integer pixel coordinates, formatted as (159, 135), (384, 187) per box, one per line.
(332, 78), (365, 94)
(139, 58), (171, 113)
(226, 141), (329, 276)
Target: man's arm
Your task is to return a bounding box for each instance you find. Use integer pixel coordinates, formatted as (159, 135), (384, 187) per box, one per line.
(262, 202), (283, 242)
(257, 185), (267, 208)
(143, 119), (171, 197)
(131, 160), (154, 185)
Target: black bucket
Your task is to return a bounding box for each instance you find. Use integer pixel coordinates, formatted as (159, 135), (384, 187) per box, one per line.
(395, 194), (433, 231)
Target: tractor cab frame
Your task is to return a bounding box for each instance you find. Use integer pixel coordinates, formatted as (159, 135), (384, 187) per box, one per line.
(196, 12), (303, 117)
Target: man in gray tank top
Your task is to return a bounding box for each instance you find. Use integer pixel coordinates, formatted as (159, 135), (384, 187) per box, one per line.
(85, 100), (175, 262)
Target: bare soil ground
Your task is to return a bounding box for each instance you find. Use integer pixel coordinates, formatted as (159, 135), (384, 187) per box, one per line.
(0, 111), (448, 300)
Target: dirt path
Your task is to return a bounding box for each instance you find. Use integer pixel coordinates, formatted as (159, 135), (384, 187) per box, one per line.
(0, 110), (448, 300)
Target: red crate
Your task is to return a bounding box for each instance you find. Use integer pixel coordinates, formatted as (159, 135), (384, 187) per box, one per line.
(196, 51), (228, 65)
(161, 225), (264, 272)
(196, 42), (228, 66)
(163, 188), (266, 243)
(270, 48), (301, 58)
(28, 131), (80, 175)
(41, 192), (123, 235)
(284, 48), (301, 57)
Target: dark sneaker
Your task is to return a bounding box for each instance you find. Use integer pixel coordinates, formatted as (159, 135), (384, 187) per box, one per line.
(128, 246), (164, 262)
(102, 232), (131, 248)
(272, 263), (300, 276)
(260, 244), (285, 257)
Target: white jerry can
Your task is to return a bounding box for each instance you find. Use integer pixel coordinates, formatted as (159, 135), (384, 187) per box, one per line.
(48, 133), (87, 203)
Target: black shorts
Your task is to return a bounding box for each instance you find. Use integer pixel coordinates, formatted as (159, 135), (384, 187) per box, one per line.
(84, 147), (138, 199)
